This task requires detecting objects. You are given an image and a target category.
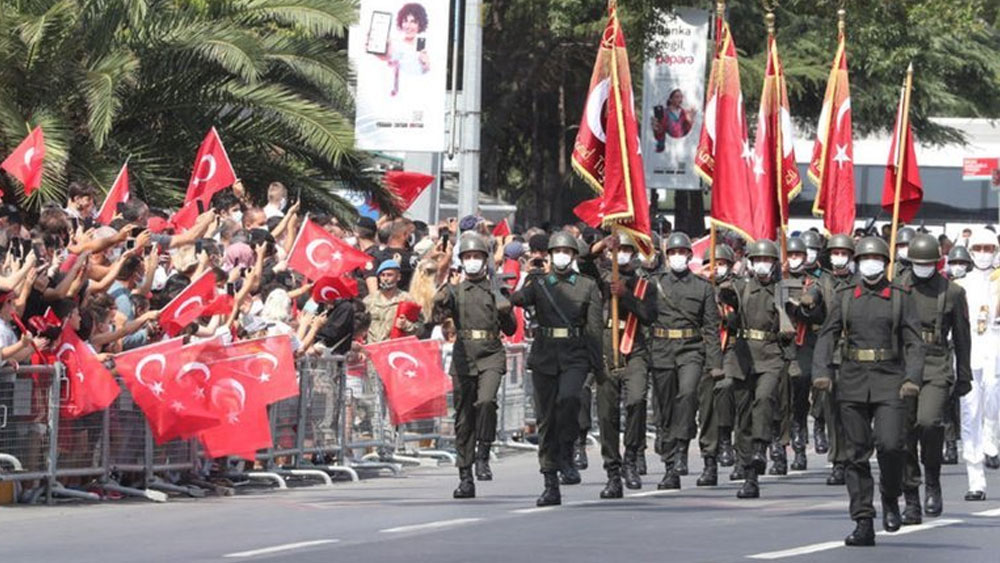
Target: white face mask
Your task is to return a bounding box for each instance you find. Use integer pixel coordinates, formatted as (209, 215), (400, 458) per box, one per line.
(668, 254), (689, 272)
(716, 265), (729, 278)
(788, 257), (804, 271)
(848, 261), (857, 274)
(858, 258), (885, 279)
(462, 258), (484, 275)
(551, 251), (573, 270)
(231, 210), (244, 225)
(950, 264), (968, 279)
(897, 246), (909, 261)
(806, 249), (819, 265)
(830, 255), (850, 269)
(752, 261), (773, 278)
(617, 252), (633, 266)
(344, 236), (358, 247)
(973, 251), (995, 270)
(912, 264), (936, 279)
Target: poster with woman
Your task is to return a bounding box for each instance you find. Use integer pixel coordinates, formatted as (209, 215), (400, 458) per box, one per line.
(350, 1), (449, 152)
(640, 7), (710, 190)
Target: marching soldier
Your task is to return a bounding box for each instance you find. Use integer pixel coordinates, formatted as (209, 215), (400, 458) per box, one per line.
(596, 233), (656, 498)
(634, 232), (664, 477)
(897, 234), (972, 523)
(510, 231), (603, 506)
(943, 244), (973, 464)
(433, 234), (518, 499)
(717, 239), (791, 499)
(648, 232), (722, 490)
(813, 236), (925, 546)
(893, 226), (917, 278)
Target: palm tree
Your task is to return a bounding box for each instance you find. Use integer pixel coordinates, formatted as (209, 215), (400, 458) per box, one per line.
(0, 0), (387, 216)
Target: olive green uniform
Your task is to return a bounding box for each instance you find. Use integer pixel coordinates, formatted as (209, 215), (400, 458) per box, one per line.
(698, 274), (735, 458)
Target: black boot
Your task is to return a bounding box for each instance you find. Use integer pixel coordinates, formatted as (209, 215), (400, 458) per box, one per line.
(882, 495), (902, 532)
(623, 449), (642, 490)
(573, 437), (589, 470)
(536, 471), (561, 506)
(475, 442), (493, 481)
(844, 518), (876, 547)
(736, 467), (759, 499)
(559, 445), (581, 485)
(718, 430), (735, 467)
(697, 457), (718, 487)
(791, 421), (807, 451)
(658, 462), (680, 490)
(675, 441), (690, 476)
(814, 424), (829, 455)
(901, 489), (922, 526)
(942, 441), (958, 465)
(986, 454), (1000, 470)
(750, 441), (768, 475)
(729, 464), (746, 481)
(826, 463), (846, 486)
(600, 468), (623, 499)
(790, 447), (807, 471)
(453, 467), (476, 499)
(769, 444), (788, 476)
(636, 450), (647, 475)
(925, 472), (943, 517)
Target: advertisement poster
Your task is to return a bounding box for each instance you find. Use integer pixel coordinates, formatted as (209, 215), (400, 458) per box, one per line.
(640, 7), (710, 190)
(349, 0), (449, 152)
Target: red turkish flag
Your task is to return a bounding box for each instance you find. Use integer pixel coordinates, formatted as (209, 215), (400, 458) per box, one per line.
(199, 335), (299, 404)
(696, 19), (758, 241)
(183, 127), (236, 206)
(2, 126), (45, 195)
(750, 36), (801, 241)
(169, 199), (202, 232)
(288, 218), (372, 281)
(312, 275), (358, 303)
(389, 301), (422, 339)
(159, 270), (218, 336)
(383, 170), (434, 213)
(56, 327), (121, 419)
(882, 81), (922, 223)
(492, 219), (511, 237)
(366, 337), (452, 424)
(809, 32), (856, 235)
(573, 197), (605, 228)
(96, 163), (131, 225)
(687, 235), (712, 275)
(201, 294), (234, 317)
(571, 8), (651, 255)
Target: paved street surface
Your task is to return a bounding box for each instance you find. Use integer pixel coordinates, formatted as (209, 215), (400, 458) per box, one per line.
(2, 446), (1000, 562)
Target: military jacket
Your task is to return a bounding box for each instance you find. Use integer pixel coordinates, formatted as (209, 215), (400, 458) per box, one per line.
(721, 275), (788, 379)
(433, 277), (517, 377)
(903, 271), (972, 385)
(647, 268), (722, 370)
(599, 264), (657, 358)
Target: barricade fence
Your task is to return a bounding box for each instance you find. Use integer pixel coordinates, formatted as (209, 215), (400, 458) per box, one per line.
(0, 342), (535, 505)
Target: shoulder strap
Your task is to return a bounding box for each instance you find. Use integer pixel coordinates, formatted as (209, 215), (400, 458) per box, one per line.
(653, 275), (702, 327)
(892, 286), (902, 356)
(538, 278), (573, 327)
(934, 278), (948, 343)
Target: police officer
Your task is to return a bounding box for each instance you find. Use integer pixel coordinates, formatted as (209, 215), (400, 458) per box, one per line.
(942, 244), (973, 465)
(718, 239), (791, 499)
(596, 233), (656, 498)
(813, 236), (925, 546)
(511, 231), (603, 506)
(898, 234), (972, 523)
(433, 234), (518, 498)
(647, 232), (722, 490)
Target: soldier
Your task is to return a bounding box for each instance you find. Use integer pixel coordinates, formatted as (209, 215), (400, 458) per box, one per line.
(595, 233), (656, 498)
(510, 231), (603, 506)
(717, 239), (791, 499)
(647, 232), (722, 490)
(802, 230), (831, 455)
(897, 234), (972, 523)
(695, 244), (737, 485)
(942, 244), (973, 464)
(634, 232), (664, 477)
(893, 226), (917, 278)
(434, 234), (518, 499)
(813, 236), (925, 547)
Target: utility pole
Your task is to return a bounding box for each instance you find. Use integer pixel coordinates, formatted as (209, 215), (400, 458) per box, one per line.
(457, 0), (482, 218)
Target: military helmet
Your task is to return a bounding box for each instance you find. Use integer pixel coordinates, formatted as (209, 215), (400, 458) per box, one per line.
(458, 233), (489, 256)
(854, 236), (890, 260)
(649, 232), (662, 253)
(703, 244), (735, 263)
(548, 231), (579, 253)
(908, 233), (941, 264)
(786, 237), (807, 255)
(827, 234), (855, 254)
(948, 245), (972, 264)
(800, 230), (825, 250)
(747, 239), (780, 260)
(617, 232), (636, 249)
(665, 232), (693, 252)
(896, 226), (916, 246)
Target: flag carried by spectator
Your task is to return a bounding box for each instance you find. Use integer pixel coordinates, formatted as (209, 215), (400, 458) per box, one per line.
(169, 198), (201, 232)
(1, 126), (45, 195)
(96, 162), (130, 225)
(200, 293), (234, 317)
(366, 337), (452, 425)
(492, 218), (511, 237)
(288, 218), (372, 281)
(312, 275), (359, 303)
(159, 270), (217, 336)
(383, 170), (434, 213)
(882, 65), (922, 224)
(809, 25), (856, 235)
(56, 327), (121, 419)
(389, 301), (422, 339)
(571, 5), (652, 254)
(184, 127), (236, 206)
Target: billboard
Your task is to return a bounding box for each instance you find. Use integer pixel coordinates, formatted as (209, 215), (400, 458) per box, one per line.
(640, 7), (710, 190)
(349, 1), (449, 152)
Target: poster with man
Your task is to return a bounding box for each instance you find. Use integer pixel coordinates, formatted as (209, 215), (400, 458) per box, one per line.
(350, 1), (449, 152)
(641, 7), (710, 190)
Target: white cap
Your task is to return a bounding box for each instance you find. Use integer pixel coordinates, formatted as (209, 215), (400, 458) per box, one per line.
(970, 229), (998, 250)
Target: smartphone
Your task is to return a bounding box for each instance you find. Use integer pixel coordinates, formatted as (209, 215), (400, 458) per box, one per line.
(226, 282), (235, 296)
(125, 239), (136, 251)
(417, 37), (427, 52)
(196, 200), (205, 214)
(130, 227), (142, 238)
(195, 240), (203, 254)
(365, 10), (392, 55)
(10, 238), (21, 259)
(296, 186), (302, 204)
(440, 230), (449, 246)
(654, 105), (664, 120)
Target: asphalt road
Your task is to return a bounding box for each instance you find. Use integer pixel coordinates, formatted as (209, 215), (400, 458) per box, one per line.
(2, 445), (1000, 563)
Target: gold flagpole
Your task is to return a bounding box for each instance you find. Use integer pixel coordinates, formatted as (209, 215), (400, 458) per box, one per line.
(887, 62), (914, 282)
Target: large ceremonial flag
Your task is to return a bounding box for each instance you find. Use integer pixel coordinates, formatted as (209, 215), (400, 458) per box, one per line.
(809, 30), (856, 235)
(882, 71), (922, 224)
(751, 35), (801, 241)
(695, 17), (757, 240)
(1, 126), (45, 195)
(571, 6), (651, 254)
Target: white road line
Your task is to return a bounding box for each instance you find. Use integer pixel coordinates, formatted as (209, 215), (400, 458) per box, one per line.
(972, 507), (1000, 517)
(746, 518), (963, 560)
(379, 518), (483, 534)
(223, 539), (340, 558)
(627, 489), (681, 498)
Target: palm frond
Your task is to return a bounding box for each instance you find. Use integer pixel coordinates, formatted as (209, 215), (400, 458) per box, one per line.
(81, 50), (139, 149)
(240, 0), (358, 38)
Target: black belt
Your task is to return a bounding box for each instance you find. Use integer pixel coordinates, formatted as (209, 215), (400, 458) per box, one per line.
(458, 329), (499, 341)
(737, 329), (777, 342)
(652, 327), (699, 340)
(846, 348), (897, 362)
(538, 327), (582, 339)
(921, 331), (942, 346)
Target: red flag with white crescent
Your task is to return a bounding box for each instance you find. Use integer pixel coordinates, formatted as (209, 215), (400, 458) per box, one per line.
(365, 337), (452, 425)
(288, 218), (372, 281)
(96, 162), (131, 225)
(159, 270), (218, 336)
(183, 127), (236, 205)
(1, 126), (45, 195)
(56, 327), (121, 419)
(312, 275), (359, 303)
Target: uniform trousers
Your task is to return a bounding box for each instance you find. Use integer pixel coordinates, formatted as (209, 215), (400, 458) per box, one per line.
(533, 367), (589, 473)
(961, 363), (1000, 491)
(733, 370), (782, 468)
(652, 363), (701, 462)
(840, 397), (906, 521)
(452, 369), (503, 468)
(597, 354), (648, 470)
(697, 369), (734, 456)
(902, 378), (950, 491)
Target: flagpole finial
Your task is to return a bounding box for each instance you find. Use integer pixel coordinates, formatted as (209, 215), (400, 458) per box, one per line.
(837, 8), (846, 33)
(907, 61), (914, 74)
(765, 11), (776, 36)
(716, 1), (726, 18)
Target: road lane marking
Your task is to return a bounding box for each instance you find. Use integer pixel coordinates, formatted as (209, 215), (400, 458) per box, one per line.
(379, 518), (483, 534)
(224, 539), (340, 558)
(972, 507), (1000, 517)
(747, 518), (963, 559)
(627, 489), (681, 498)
